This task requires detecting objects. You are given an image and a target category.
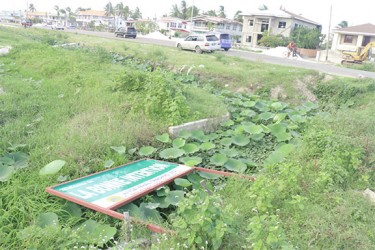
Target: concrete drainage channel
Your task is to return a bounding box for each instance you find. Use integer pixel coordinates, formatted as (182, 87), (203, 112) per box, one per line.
(168, 113), (231, 137)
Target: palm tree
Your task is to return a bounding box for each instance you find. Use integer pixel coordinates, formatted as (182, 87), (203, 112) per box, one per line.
(130, 7), (142, 20)
(115, 3), (124, 17)
(54, 5), (60, 17)
(336, 21), (348, 29)
(234, 10), (243, 22)
(29, 3), (36, 12)
(218, 5), (226, 18)
(187, 6), (199, 18)
(180, 0), (188, 20)
(204, 10), (217, 17)
(104, 2), (114, 17)
(170, 4), (181, 18)
(122, 6), (131, 20)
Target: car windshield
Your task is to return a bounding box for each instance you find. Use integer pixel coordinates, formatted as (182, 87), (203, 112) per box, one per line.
(206, 35), (219, 41)
(128, 27), (135, 31)
(220, 34), (230, 39)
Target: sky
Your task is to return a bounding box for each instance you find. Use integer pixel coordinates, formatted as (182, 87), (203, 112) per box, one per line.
(2, 0), (375, 34)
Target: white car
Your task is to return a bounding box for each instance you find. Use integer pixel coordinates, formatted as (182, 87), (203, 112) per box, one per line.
(51, 24), (64, 30)
(176, 34), (220, 53)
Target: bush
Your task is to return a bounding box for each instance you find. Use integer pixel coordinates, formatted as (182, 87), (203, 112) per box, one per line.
(258, 34), (289, 48)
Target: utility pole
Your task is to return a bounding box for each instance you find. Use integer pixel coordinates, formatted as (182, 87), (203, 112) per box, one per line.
(325, 5), (332, 61)
(190, 0), (194, 32)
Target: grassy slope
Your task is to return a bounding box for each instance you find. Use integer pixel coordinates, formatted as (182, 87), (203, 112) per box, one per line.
(1, 27), (375, 249)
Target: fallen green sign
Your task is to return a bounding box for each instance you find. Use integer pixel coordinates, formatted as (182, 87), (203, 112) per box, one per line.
(47, 159), (193, 210)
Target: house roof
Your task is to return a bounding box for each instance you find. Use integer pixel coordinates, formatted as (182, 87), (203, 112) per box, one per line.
(158, 17), (185, 23)
(77, 10), (106, 17)
(191, 15), (242, 25)
(241, 8), (321, 26)
(26, 11), (49, 17)
(334, 23), (375, 35)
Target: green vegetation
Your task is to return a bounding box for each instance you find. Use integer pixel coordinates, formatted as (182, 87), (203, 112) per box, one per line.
(1, 26), (375, 249)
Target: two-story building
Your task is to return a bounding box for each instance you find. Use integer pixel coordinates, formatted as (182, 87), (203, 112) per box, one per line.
(156, 17), (189, 36)
(189, 15), (243, 38)
(241, 8), (321, 47)
(76, 10), (110, 27)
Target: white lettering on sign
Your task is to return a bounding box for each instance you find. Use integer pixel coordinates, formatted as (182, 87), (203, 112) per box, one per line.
(67, 163), (171, 199)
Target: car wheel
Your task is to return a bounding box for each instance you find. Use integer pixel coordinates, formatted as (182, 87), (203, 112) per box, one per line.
(224, 48), (229, 51)
(195, 46), (202, 54)
(177, 43), (182, 50)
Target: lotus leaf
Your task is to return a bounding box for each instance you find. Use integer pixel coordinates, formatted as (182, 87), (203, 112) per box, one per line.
(268, 123), (287, 135)
(221, 120), (235, 127)
(0, 165), (14, 182)
(243, 100), (256, 107)
(232, 134), (250, 146)
(39, 160), (66, 176)
(139, 146), (157, 156)
(182, 143), (200, 154)
(110, 146), (126, 155)
(250, 133), (265, 141)
(62, 202), (82, 218)
(244, 124), (263, 134)
(273, 113), (288, 123)
(155, 133), (170, 143)
(37, 212), (59, 228)
(173, 138), (186, 148)
(259, 112), (274, 120)
(200, 142), (216, 151)
(264, 144), (295, 165)
(210, 154), (228, 166)
(151, 196), (170, 208)
(224, 158), (247, 173)
(271, 102), (287, 111)
(6, 152), (29, 169)
(174, 178), (192, 187)
(275, 132), (292, 142)
(104, 159), (115, 169)
(179, 156), (202, 166)
(144, 203), (161, 209)
(164, 190), (185, 206)
(187, 173), (204, 188)
(220, 137), (233, 146)
(240, 109), (257, 118)
(128, 148), (137, 155)
(178, 130), (192, 139)
(206, 133), (219, 141)
(289, 115), (307, 123)
(159, 148), (185, 159)
(219, 148), (239, 157)
(75, 219), (117, 247)
(198, 171), (221, 179)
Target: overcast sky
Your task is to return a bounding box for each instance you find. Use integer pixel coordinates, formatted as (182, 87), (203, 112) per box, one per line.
(3, 0), (374, 33)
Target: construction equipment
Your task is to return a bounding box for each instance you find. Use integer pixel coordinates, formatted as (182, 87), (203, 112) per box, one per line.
(341, 41), (375, 64)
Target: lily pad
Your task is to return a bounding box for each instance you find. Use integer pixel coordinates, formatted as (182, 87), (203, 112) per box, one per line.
(164, 190), (185, 206)
(273, 113), (288, 123)
(128, 148), (137, 155)
(250, 133), (265, 141)
(155, 133), (170, 143)
(139, 146), (157, 156)
(0, 165), (15, 182)
(173, 138), (186, 148)
(220, 137), (233, 146)
(264, 144), (295, 165)
(178, 130), (192, 139)
(219, 148), (239, 157)
(259, 112), (274, 120)
(36, 212), (59, 228)
(179, 156), (202, 166)
(104, 159), (115, 169)
(221, 120), (235, 127)
(159, 148), (185, 159)
(244, 124), (263, 134)
(232, 134), (250, 146)
(187, 173), (204, 188)
(289, 114), (307, 123)
(200, 142), (216, 151)
(110, 146), (126, 155)
(63, 202), (82, 218)
(182, 143), (200, 154)
(198, 171), (221, 179)
(210, 154), (228, 166)
(174, 178), (192, 187)
(75, 219), (117, 247)
(39, 160), (66, 176)
(243, 100), (256, 108)
(224, 158), (247, 173)
(240, 109), (257, 117)
(6, 152), (29, 169)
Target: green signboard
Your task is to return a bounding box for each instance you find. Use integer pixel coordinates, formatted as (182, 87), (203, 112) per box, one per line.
(48, 159), (192, 209)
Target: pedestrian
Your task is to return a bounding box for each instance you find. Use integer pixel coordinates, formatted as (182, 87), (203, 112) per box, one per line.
(287, 41), (295, 57)
(291, 42), (297, 57)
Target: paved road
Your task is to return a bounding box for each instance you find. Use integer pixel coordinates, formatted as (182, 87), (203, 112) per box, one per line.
(49, 28), (375, 79)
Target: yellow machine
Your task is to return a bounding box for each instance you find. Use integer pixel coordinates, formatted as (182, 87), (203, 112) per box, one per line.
(341, 41), (375, 64)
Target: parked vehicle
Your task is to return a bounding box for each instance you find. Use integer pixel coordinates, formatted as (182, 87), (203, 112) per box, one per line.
(115, 27), (137, 38)
(176, 34), (221, 54)
(219, 33), (232, 51)
(51, 24), (64, 30)
(21, 20), (32, 27)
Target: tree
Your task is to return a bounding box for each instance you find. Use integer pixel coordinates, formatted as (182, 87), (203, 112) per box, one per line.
(187, 6), (199, 18)
(258, 4), (268, 11)
(234, 10), (243, 22)
(170, 1), (198, 19)
(218, 5), (226, 18)
(29, 3), (36, 12)
(203, 10), (217, 16)
(291, 26), (324, 49)
(180, 0), (188, 20)
(104, 2), (114, 17)
(336, 21), (348, 29)
(75, 7), (91, 13)
(54, 5), (60, 17)
(122, 6), (131, 20)
(115, 3), (124, 17)
(131, 7), (142, 20)
(170, 4), (181, 18)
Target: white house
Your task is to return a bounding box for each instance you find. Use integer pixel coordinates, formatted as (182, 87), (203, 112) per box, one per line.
(331, 23), (375, 52)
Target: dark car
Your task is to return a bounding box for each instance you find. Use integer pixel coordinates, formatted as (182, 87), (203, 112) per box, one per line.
(115, 27), (137, 39)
